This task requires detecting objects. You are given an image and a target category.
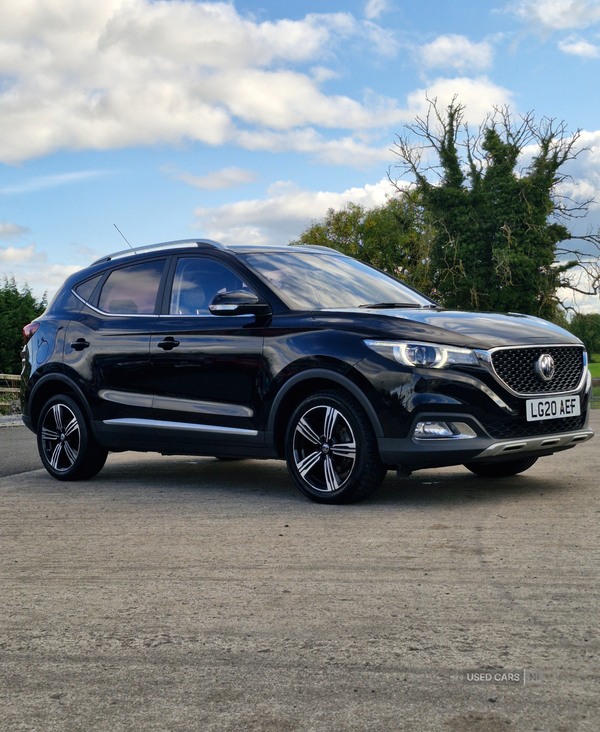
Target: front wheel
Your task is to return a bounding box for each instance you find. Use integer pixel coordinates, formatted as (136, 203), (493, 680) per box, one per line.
(37, 395), (108, 481)
(464, 457), (538, 478)
(285, 390), (386, 504)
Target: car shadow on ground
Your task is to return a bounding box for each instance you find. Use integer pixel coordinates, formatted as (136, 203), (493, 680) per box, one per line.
(84, 452), (566, 509)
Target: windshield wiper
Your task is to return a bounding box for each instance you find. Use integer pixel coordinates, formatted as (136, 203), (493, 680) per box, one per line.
(358, 302), (426, 309)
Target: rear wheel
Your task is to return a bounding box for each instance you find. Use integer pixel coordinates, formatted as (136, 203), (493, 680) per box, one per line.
(37, 395), (108, 481)
(464, 457), (538, 478)
(285, 390), (386, 504)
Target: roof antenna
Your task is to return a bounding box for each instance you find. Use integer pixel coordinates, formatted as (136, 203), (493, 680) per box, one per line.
(113, 224), (136, 252)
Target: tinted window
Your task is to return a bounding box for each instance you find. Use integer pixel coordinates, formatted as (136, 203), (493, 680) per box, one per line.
(75, 274), (102, 303)
(241, 252), (432, 310)
(99, 260), (165, 314)
(169, 258), (248, 315)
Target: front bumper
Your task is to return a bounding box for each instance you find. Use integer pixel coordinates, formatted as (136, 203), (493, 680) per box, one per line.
(377, 411), (594, 469)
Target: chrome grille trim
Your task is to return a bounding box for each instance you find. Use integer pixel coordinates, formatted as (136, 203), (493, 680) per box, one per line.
(482, 344), (587, 397)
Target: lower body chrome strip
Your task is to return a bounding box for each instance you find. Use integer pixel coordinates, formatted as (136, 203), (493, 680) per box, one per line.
(102, 417), (258, 436)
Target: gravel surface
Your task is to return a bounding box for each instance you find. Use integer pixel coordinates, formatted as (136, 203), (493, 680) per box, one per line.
(0, 412), (598, 732)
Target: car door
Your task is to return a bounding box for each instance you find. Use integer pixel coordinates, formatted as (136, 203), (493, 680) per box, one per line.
(150, 255), (266, 451)
(64, 258), (167, 444)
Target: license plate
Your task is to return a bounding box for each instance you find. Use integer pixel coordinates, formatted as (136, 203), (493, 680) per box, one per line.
(526, 396), (580, 422)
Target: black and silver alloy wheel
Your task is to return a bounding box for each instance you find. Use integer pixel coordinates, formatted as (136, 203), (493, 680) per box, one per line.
(41, 403), (80, 472)
(293, 405), (357, 493)
(37, 395), (108, 481)
(285, 390), (386, 504)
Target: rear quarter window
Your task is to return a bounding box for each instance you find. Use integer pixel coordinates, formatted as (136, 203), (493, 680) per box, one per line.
(98, 260), (165, 314)
(74, 274), (102, 303)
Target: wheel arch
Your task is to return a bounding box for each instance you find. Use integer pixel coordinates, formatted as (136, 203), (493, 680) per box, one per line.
(267, 368), (384, 458)
(29, 374), (93, 433)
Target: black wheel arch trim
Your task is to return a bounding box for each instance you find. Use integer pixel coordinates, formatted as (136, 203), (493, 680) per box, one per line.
(29, 373), (95, 433)
(266, 368), (384, 445)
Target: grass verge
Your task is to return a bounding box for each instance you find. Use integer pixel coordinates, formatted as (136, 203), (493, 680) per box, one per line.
(0, 393), (19, 416)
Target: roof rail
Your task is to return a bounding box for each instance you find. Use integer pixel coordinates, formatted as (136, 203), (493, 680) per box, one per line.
(92, 239), (225, 265)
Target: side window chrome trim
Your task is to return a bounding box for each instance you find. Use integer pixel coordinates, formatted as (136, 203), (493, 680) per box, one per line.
(72, 290), (257, 318)
(71, 289), (158, 317)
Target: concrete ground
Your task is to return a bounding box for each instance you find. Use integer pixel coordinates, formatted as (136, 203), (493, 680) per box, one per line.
(1, 412), (599, 732)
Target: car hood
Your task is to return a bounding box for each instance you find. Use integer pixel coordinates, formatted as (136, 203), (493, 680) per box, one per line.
(314, 308), (581, 350)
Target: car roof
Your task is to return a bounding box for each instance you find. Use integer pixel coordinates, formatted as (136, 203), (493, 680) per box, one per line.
(92, 239), (341, 265)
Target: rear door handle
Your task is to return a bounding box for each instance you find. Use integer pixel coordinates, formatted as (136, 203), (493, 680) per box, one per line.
(70, 339), (90, 351)
(157, 337), (180, 351)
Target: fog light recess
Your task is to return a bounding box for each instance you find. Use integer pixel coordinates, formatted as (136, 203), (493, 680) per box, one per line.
(414, 421), (477, 440)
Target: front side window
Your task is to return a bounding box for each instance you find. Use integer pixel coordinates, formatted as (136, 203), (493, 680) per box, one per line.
(98, 260), (165, 314)
(240, 252), (433, 310)
(169, 258), (249, 315)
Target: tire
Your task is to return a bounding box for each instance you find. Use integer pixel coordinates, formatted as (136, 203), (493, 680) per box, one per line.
(464, 457), (538, 478)
(285, 389), (386, 504)
(37, 395), (108, 481)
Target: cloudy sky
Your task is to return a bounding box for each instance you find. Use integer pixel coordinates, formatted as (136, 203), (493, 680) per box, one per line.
(0, 0), (599, 310)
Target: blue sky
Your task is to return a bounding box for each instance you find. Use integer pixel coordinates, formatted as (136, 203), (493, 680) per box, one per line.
(1, 0), (599, 311)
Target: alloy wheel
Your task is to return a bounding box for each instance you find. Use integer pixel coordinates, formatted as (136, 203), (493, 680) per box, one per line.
(292, 404), (357, 493)
(40, 403), (80, 472)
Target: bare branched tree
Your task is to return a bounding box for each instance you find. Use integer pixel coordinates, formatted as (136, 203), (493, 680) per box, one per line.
(388, 97), (599, 317)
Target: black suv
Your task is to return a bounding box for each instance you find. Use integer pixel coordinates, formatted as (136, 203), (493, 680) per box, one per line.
(21, 239), (594, 503)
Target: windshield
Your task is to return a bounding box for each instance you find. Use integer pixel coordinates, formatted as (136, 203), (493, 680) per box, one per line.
(240, 251), (434, 310)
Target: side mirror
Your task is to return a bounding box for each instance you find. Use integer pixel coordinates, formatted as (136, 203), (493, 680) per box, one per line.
(209, 290), (271, 317)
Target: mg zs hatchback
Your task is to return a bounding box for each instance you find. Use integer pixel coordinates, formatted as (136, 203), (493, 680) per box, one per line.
(21, 239), (594, 503)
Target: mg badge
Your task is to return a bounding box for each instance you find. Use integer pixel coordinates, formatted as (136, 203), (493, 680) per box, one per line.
(535, 353), (555, 381)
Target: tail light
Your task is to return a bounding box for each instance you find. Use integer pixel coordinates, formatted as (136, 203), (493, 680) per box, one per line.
(23, 322), (39, 344)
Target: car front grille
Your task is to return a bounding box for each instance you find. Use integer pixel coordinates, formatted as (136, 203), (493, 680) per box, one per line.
(490, 345), (584, 395)
(484, 414), (586, 439)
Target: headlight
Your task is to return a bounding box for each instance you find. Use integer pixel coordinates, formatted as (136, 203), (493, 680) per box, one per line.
(364, 340), (479, 369)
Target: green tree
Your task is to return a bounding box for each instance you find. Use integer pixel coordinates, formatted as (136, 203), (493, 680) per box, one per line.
(390, 98), (589, 319)
(0, 276), (46, 374)
(568, 313), (600, 355)
(291, 194), (435, 297)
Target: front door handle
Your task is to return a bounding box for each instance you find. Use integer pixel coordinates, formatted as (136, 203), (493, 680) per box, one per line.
(157, 337), (180, 351)
(70, 338), (90, 351)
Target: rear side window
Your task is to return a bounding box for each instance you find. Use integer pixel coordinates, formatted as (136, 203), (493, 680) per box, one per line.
(74, 274), (102, 303)
(99, 260), (165, 314)
(169, 258), (249, 315)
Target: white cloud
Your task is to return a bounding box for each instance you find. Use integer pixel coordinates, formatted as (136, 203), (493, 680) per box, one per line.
(361, 21), (399, 57)
(558, 267), (600, 313)
(418, 35), (494, 72)
(0, 242), (38, 263)
(406, 77), (514, 123)
(365, 0), (389, 19)
(557, 129), (600, 210)
(193, 178), (396, 245)
(558, 36), (600, 55)
(0, 0), (399, 164)
(235, 76), (516, 167)
(0, 242), (82, 301)
(0, 171), (111, 195)
(506, 0), (600, 31)
(0, 222), (29, 239)
(237, 128), (396, 168)
(161, 165), (257, 190)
